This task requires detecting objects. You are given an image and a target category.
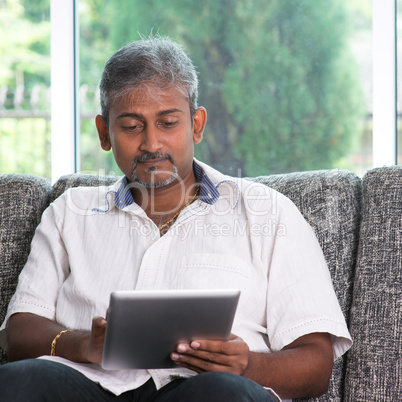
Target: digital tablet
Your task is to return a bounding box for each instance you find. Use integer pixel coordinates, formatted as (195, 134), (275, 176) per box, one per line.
(101, 289), (240, 370)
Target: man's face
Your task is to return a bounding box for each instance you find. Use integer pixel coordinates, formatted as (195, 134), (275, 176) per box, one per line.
(96, 85), (205, 189)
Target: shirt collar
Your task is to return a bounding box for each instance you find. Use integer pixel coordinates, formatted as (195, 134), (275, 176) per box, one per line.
(113, 160), (231, 210)
(193, 162), (220, 204)
(114, 177), (134, 209)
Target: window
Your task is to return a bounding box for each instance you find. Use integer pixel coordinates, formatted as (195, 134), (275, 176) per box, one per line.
(0, 0), (51, 178)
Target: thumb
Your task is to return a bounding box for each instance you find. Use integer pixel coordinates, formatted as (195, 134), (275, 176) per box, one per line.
(92, 316), (107, 336)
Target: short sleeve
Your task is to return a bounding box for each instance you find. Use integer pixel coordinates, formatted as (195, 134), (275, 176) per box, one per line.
(266, 195), (352, 358)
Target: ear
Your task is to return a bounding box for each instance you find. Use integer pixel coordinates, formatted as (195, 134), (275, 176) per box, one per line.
(192, 107), (207, 144)
(96, 115), (111, 151)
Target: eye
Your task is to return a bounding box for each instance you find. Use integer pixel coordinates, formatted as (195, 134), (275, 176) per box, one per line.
(159, 120), (179, 129)
(122, 124), (142, 133)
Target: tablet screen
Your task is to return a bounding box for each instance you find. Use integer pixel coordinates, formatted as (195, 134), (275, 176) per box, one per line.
(102, 289), (240, 370)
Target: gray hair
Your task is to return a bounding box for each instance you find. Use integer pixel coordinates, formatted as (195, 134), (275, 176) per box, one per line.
(99, 36), (199, 123)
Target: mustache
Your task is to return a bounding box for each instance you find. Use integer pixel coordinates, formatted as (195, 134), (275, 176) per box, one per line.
(131, 152), (175, 168)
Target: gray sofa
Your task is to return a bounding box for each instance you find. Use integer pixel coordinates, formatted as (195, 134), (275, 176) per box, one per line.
(0, 166), (401, 401)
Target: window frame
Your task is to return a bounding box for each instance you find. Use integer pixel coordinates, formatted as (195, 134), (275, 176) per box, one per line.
(373, 0), (398, 166)
(50, 0), (80, 182)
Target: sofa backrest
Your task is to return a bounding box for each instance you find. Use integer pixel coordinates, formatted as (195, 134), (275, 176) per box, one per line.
(0, 174), (51, 363)
(0, 170), (363, 402)
(251, 169), (362, 402)
(345, 166), (402, 401)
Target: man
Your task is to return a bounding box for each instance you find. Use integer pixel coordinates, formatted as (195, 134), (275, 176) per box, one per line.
(0, 36), (351, 401)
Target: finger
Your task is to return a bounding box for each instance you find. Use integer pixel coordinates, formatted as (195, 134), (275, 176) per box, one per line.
(171, 352), (229, 372)
(92, 316), (107, 327)
(179, 340), (230, 354)
(91, 316), (107, 337)
(182, 338), (247, 356)
(179, 348), (235, 367)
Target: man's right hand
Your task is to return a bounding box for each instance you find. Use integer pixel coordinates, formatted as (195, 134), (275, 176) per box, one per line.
(6, 312), (107, 364)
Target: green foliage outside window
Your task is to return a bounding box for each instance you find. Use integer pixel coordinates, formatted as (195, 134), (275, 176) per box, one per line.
(0, 0), (50, 177)
(79, 0), (366, 176)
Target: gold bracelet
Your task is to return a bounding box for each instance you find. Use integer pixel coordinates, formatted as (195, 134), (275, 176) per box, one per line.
(50, 329), (73, 356)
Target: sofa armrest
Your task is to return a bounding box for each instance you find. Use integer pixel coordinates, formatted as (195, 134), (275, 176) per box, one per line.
(345, 166), (402, 401)
(0, 174), (51, 364)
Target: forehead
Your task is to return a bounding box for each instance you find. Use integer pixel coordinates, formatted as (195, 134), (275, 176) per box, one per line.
(110, 85), (190, 117)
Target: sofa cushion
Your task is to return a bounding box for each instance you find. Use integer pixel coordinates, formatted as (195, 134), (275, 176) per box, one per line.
(51, 173), (119, 202)
(0, 174), (51, 364)
(345, 166), (402, 401)
(251, 169), (362, 402)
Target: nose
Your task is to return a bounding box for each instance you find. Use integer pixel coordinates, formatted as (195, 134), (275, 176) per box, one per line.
(139, 125), (162, 153)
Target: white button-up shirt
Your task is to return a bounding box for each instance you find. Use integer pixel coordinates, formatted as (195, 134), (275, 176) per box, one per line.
(0, 160), (351, 399)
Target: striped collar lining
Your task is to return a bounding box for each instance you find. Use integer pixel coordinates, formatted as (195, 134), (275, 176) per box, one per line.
(112, 161), (236, 210)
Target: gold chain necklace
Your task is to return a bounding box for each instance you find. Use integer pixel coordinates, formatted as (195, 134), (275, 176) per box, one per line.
(158, 187), (200, 231)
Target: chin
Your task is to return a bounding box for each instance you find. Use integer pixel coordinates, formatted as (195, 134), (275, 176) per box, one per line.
(132, 166), (179, 188)
(133, 174), (178, 189)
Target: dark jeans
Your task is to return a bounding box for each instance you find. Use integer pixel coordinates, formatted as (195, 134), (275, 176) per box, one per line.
(0, 359), (277, 402)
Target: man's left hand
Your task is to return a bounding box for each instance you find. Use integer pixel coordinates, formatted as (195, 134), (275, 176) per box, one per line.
(170, 334), (249, 375)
